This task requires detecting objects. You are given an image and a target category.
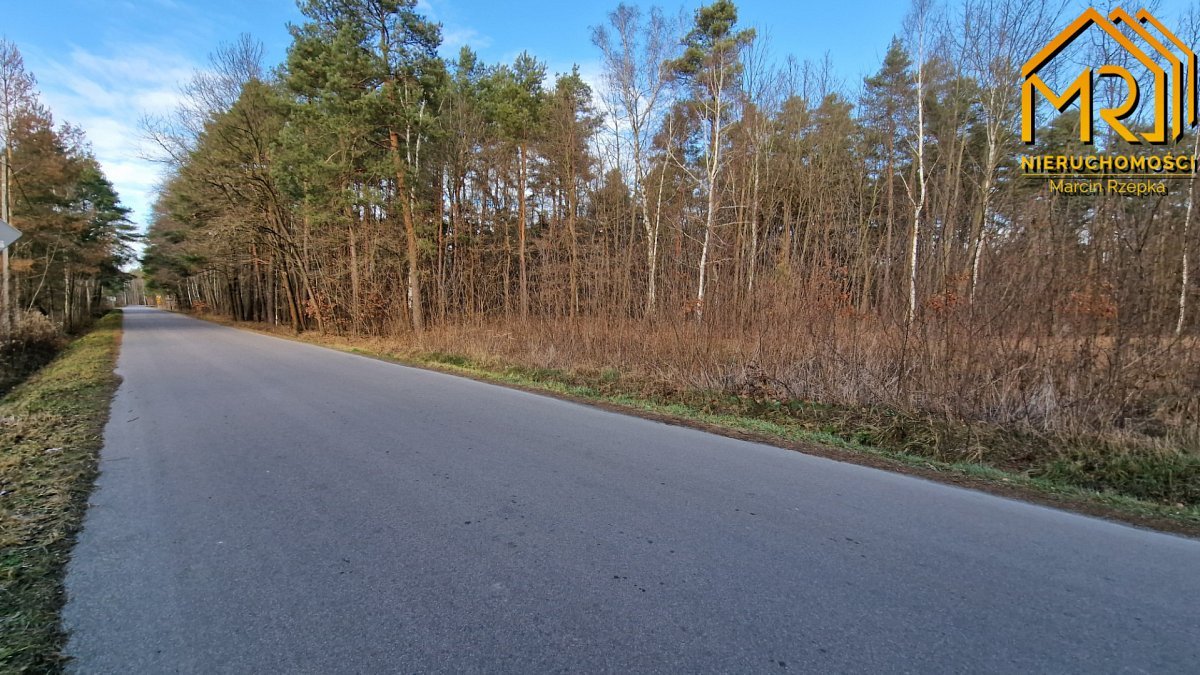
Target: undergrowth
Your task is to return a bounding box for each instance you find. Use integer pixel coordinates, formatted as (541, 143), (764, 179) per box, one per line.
(203, 313), (1200, 529)
(0, 312), (122, 672)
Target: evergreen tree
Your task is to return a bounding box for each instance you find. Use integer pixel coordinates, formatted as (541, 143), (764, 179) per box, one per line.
(670, 0), (754, 319)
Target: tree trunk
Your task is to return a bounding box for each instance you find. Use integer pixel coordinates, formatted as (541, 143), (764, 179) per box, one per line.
(518, 142), (529, 320)
(348, 216), (360, 333)
(0, 152), (9, 334)
(390, 129), (423, 333)
(697, 114), (722, 322)
(568, 162), (580, 318)
(907, 27), (927, 328)
(1177, 131), (1200, 335)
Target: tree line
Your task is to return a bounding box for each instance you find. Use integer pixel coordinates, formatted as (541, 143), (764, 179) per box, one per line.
(142, 0), (1200, 432)
(0, 40), (136, 334)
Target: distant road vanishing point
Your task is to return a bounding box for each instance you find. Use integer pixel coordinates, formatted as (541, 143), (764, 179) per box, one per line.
(63, 307), (1200, 673)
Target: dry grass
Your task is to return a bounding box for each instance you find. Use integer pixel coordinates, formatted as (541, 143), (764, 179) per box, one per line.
(0, 312), (68, 398)
(269, 308), (1199, 512)
(0, 312), (122, 672)
(186, 300), (1200, 526)
(411, 314), (1197, 430)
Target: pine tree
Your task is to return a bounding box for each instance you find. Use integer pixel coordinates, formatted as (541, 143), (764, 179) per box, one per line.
(483, 53), (546, 320)
(670, 0), (754, 320)
(291, 0), (443, 333)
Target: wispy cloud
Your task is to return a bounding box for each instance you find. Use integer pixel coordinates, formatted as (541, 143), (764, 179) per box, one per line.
(415, 0), (493, 57)
(442, 26), (492, 52)
(26, 43), (199, 238)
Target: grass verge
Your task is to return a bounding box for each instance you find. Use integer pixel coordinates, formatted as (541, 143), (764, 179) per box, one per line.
(195, 314), (1200, 536)
(409, 353), (1200, 533)
(0, 312), (122, 672)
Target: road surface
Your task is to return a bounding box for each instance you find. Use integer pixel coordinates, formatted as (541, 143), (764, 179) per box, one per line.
(64, 307), (1200, 673)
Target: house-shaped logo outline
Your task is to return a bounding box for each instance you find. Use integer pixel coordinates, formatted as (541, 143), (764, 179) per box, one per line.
(1134, 9), (1198, 132)
(1021, 7), (1196, 145)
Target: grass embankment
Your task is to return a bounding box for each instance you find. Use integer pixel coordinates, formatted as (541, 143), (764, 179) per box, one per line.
(197, 314), (1200, 535)
(0, 312), (122, 672)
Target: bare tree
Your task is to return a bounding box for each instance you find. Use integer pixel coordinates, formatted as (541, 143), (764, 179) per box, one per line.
(953, 0), (1065, 303)
(672, 0), (755, 321)
(0, 39), (37, 332)
(1176, 5), (1200, 334)
(592, 4), (680, 317)
(902, 0), (935, 326)
(737, 31), (781, 298)
(141, 34), (266, 167)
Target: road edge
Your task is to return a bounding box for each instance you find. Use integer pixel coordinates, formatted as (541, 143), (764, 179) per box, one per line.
(179, 310), (1200, 539)
(0, 312), (123, 672)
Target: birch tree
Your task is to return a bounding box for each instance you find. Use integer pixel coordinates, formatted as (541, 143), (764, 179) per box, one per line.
(902, 0), (934, 326)
(592, 4), (680, 316)
(671, 0), (754, 320)
(1176, 5), (1200, 334)
(953, 0), (1064, 303)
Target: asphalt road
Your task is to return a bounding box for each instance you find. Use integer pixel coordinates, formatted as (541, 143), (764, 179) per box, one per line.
(63, 307), (1200, 673)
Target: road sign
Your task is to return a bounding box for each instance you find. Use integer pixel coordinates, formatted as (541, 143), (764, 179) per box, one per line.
(0, 218), (20, 249)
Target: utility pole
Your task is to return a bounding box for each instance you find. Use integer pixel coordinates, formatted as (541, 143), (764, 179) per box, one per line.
(1, 152), (9, 336)
(0, 153), (21, 336)
(1, 245), (8, 335)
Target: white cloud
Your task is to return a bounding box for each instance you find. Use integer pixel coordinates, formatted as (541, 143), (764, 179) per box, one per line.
(25, 42), (200, 243)
(412, 0), (492, 57)
(132, 89), (186, 116)
(442, 26), (492, 52)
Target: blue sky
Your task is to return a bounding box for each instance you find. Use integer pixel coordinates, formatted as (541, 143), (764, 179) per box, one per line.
(1, 0), (1194, 236)
(1, 0), (913, 235)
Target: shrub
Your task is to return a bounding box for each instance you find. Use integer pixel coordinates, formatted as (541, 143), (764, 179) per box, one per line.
(0, 312), (66, 396)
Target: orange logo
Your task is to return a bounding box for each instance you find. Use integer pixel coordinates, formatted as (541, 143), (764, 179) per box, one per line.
(1021, 8), (1196, 145)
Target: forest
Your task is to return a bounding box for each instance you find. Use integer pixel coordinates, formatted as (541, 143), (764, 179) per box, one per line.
(0, 40), (135, 391)
(139, 0), (1200, 503)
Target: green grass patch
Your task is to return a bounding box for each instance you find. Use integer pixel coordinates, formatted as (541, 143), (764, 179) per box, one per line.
(0, 312), (122, 673)
(422, 351), (472, 368)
